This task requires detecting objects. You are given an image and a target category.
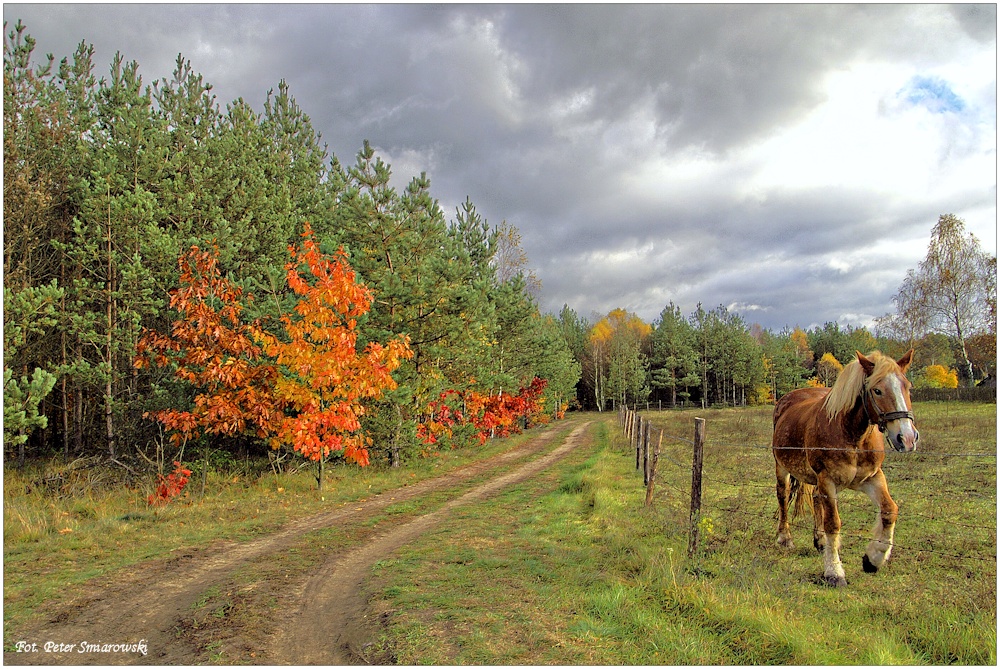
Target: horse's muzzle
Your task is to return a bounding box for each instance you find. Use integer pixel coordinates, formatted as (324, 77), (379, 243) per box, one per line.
(888, 421), (919, 452)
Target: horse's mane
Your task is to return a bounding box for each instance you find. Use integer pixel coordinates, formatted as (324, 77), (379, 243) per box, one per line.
(823, 351), (899, 420)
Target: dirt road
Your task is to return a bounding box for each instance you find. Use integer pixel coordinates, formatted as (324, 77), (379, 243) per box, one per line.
(4, 418), (593, 666)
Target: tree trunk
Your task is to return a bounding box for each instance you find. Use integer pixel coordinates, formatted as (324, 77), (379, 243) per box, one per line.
(74, 382), (83, 455)
(61, 344), (70, 460)
(391, 405), (402, 468)
(201, 447), (209, 498)
(955, 318), (976, 385)
(105, 196), (116, 458)
(593, 357), (604, 412)
(61, 253), (70, 459)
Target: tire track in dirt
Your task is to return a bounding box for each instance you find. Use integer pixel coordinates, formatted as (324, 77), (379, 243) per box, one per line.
(3, 417), (590, 666)
(269, 420), (593, 665)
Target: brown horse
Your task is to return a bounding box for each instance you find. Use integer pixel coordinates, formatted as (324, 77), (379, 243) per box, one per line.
(773, 350), (918, 587)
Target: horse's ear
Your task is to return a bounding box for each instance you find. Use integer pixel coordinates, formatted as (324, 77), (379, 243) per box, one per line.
(897, 349), (914, 374)
(856, 350), (875, 376)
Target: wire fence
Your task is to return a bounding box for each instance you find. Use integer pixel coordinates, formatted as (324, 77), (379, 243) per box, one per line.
(633, 384), (997, 411)
(616, 406), (997, 565)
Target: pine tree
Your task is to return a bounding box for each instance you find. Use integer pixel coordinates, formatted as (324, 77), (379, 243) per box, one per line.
(333, 144), (500, 462)
(60, 53), (164, 458)
(4, 21), (86, 458)
(649, 302), (700, 407)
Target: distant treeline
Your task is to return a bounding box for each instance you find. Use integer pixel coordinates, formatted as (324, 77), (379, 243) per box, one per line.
(559, 305), (995, 413)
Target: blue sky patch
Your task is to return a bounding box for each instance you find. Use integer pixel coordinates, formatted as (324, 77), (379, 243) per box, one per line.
(901, 75), (966, 113)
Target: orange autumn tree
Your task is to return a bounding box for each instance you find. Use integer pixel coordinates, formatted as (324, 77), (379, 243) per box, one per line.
(135, 244), (279, 447)
(137, 225), (410, 489)
(257, 223), (412, 470)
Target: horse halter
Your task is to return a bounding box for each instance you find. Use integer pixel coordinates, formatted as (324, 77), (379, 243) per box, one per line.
(862, 386), (914, 433)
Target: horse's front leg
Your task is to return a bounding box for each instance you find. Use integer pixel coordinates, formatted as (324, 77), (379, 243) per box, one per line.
(859, 470), (898, 573)
(815, 475), (846, 587)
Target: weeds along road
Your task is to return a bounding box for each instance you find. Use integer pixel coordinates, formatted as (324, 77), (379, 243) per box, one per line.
(4, 416), (594, 666)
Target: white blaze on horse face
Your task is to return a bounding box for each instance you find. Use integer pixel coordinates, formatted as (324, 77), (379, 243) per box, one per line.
(884, 373), (918, 452)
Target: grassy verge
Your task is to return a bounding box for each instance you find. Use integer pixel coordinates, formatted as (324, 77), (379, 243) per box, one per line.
(2, 419), (581, 641)
(366, 404), (995, 665)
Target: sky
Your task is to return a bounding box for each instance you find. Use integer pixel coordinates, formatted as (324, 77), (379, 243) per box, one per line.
(5, 3), (996, 332)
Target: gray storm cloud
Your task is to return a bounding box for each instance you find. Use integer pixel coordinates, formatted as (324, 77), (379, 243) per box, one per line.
(5, 3), (995, 329)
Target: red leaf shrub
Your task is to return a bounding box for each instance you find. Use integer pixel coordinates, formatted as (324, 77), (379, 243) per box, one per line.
(148, 461), (193, 506)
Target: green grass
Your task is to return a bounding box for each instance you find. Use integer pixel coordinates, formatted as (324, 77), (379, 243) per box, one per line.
(366, 403), (996, 664)
(5, 406), (993, 664)
(2, 423), (575, 639)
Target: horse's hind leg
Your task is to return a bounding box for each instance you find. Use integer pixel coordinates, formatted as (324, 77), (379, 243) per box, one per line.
(815, 475), (847, 587)
(775, 466), (794, 548)
(860, 471), (898, 573)
(811, 485), (826, 551)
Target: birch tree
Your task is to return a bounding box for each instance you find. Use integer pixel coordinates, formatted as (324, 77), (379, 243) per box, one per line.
(883, 214), (996, 384)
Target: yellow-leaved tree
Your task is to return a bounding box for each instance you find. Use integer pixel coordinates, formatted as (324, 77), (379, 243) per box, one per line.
(917, 364), (959, 389)
(588, 308), (652, 410)
(816, 352), (844, 387)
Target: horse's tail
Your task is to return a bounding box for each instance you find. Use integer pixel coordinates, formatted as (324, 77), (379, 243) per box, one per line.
(789, 476), (814, 520)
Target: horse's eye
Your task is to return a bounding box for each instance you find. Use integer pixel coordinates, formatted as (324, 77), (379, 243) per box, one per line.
(873, 388), (882, 396)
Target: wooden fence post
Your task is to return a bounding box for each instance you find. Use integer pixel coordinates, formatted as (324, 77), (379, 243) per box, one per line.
(634, 415), (642, 471)
(648, 420), (655, 483)
(642, 420), (651, 485)
(687, 417), (706, 558)
(644, 429), (662, 507)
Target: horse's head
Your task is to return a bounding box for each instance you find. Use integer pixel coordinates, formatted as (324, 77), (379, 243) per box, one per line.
(858, 349), (919, 452)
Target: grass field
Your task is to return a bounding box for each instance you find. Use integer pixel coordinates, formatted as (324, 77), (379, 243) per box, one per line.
(4, 403), (994, 664)
(2, 427), (560, 641)
(365, 402), (996, 664)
